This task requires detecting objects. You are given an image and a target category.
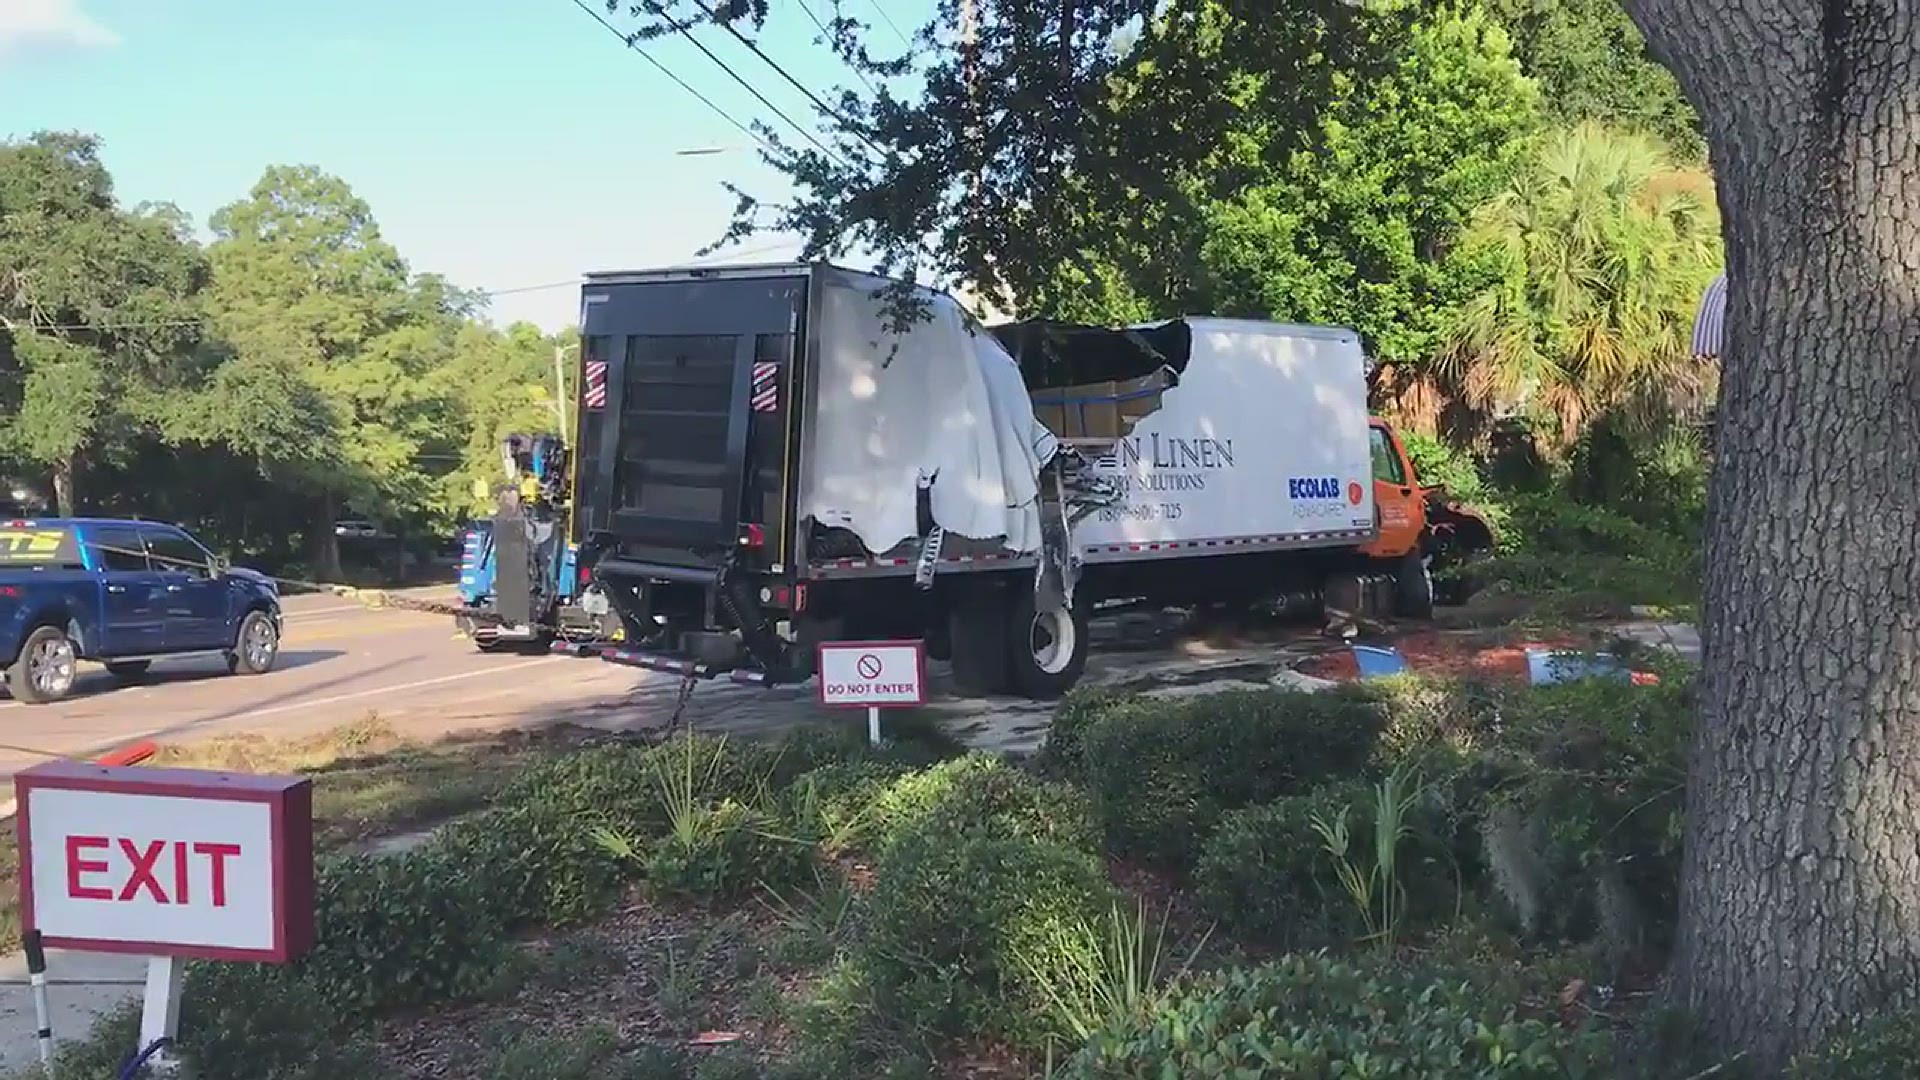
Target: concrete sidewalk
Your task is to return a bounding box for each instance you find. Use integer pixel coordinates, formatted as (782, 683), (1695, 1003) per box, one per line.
(0, 948), (146, 1071)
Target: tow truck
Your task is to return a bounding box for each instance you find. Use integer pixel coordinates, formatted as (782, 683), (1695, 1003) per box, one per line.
(454, 434), (620, 652)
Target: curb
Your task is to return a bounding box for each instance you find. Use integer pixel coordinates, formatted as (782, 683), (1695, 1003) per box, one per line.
(0, 740), (160, 821)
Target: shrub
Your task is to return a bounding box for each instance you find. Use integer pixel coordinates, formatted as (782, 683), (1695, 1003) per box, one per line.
(638, 799), (815, 899)
(1482, 674), (1691, 957)
(1197, 776), (1459, 950)
(1788, 1008), (1920, 1079)
(868, 753), (1099, 854)
(1059, 953), (1612, 1078)
(1402, 430), (1490, 504)
(505, 734), (773, 837)
(764, 724), (873, 789)
(1078, 689), (1384, 867)
(432, 801), (626, 929)
(862, 827), (1115, 1048)
(1036, 686), (1136, 778)
(176, 964), (383, 1079)
(295, 848), (509, 1016)
(780, 759), (911, 856)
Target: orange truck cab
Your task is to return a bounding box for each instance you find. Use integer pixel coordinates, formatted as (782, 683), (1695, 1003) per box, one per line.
(1355, 417), (1495, 613)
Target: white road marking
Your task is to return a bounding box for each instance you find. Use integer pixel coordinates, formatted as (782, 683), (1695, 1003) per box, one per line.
(0, 655), (556, 715)
(185, 656), (561, 723)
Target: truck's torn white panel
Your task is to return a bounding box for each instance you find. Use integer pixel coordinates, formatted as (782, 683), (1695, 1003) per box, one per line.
(801, 278), (1055, 556)
(1072, 318), (1376, 550)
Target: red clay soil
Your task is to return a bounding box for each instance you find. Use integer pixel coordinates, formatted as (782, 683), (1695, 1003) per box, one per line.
(1296, 630), (1582, 684)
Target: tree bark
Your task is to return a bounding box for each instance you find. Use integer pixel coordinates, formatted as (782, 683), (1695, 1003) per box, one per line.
(50, 457), (75, 517)
(1623, 0), (1920, 1064)
(308, 492), (343, 582)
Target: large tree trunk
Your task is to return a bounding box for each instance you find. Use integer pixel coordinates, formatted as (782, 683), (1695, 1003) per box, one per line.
(1624, 0), (1920, 1064)
(308, 492), (343, 582)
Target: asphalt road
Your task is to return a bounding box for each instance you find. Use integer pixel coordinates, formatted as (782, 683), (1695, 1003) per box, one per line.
(0, 589), (659, 776)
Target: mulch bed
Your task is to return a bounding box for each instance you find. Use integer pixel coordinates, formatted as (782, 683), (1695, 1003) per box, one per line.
(374, 895), (790, 1078)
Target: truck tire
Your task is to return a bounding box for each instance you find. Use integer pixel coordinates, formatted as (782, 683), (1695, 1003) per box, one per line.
(226, 610), (281, 675)
(1394, 551), (1435, 619)
(7, 625), (78, 704)
(948, 590), (1012, 697)
(1007, 588), (1088, 700)
(104, 660), (152, 681)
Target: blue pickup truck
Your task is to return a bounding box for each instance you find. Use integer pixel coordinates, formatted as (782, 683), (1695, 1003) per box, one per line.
(0, 518), (283, 704)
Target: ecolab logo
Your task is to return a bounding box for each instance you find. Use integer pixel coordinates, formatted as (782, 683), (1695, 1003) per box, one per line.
(1288, 476), (1342, 500)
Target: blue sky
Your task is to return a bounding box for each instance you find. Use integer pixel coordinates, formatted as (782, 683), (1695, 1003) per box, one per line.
(0, 0), (935, 329)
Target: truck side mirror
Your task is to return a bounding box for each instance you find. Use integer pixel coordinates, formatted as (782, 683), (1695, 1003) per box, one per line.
(212, 555), (232, 576)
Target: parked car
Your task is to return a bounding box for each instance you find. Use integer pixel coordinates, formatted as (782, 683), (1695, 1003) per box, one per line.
(0, 518), (283, 704)
(333, 519), (390, 541)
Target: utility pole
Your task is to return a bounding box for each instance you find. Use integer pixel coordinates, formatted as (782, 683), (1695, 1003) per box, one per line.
(553, 343), (578, 436)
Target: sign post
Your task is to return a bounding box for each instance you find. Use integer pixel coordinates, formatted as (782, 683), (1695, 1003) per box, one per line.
(14, 761), (315, 1071)
(817, 640), (927, 746)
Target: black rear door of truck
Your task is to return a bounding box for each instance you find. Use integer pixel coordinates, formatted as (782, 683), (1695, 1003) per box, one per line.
(576, 271), (803, 570)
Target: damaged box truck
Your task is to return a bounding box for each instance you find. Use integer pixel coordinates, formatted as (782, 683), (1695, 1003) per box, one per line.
(568, 264), (1492, 699)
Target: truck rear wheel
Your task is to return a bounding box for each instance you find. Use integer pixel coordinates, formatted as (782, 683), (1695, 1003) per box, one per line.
(1394, 551), (1435, 619)
(1007, 588), (1088, 700)
(948, 590), (1011, 697)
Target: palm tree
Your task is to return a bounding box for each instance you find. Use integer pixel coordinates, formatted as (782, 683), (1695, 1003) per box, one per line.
(1439, 122), (1723, 448)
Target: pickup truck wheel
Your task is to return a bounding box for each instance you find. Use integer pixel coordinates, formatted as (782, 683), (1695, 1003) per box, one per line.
(226, 610), (280, 675)
(1007, 589), (1089, 700)
(8, 626), (78, 704)
(1393, 551), (1435, 619)
(104, 660), (152, 682)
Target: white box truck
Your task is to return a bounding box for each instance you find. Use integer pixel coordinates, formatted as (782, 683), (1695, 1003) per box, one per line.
(567, 264), (1491, 699)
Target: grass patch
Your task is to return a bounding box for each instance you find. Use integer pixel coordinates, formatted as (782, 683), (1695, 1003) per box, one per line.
(0, 715), (568, 955)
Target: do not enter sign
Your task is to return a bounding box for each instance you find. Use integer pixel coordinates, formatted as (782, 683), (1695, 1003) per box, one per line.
(818, 641), (926, 708)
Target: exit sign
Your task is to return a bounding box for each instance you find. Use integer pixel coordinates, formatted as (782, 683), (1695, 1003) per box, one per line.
(15, 761), (314, 963)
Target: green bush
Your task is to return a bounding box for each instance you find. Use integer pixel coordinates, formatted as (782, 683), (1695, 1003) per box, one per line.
(1079, 689), (1384, 867)
(432, 801), (626, 929)
(1481, 491), (1699, 611)
(780, 759), (912, 856)
(176, 964), (384, 1079)
(1059, 953), (1611, 1078)
(1196, 777), (1459, 950)
(1484, 674), (1691, 954)
(504, 734), (774, 837)
(638, 799), (815, 899)
(868, 753), (1099, 854)
(1789, 1008), (1920, 1078)
(1036, 685), (1136, 778)
(295, 849), (510, 1015)
(764, 724), (873, 788)
(1402, 430), (1490, 504)
(862, 827), (1115, 1048)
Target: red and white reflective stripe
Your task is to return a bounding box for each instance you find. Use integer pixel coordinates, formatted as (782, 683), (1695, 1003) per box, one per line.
(751, 362), (779, 412)
(583, 360), (608, 409)
(1083, 530), (1368, 555)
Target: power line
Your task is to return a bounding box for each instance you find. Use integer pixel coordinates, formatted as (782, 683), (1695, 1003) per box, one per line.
(638, 1), (851, 167)
(793, 0), (882, 97)
(567, 0), (777, 155)
(866, 0), (913, 48)
(707, 10), (887, 159)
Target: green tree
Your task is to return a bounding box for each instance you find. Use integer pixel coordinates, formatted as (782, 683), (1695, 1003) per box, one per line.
(1484, 0), (1702, 161)
(1028, 4), (1540, 366)
(433, 320), (572, 521)
(1438, 122), (1722, 447)
(202, 166), (461, 578)
(0, 132), (208, 513)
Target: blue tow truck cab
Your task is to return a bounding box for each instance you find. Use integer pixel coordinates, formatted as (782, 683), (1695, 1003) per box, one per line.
(0, 518), (284, 705)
